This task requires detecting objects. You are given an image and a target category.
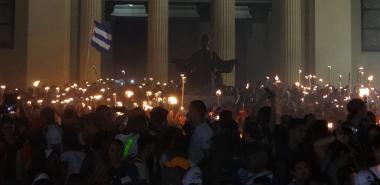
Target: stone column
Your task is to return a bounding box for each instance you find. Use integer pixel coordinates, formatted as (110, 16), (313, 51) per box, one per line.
(26, 0), (71, 86)
(79, 0), (102, 82)
(212, 0), (236, 87)
(147, 0), (169, 82)
(280, 0), (303, 83)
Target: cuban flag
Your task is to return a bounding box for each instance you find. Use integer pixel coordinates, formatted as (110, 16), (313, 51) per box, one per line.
(91, 20), (112, 52)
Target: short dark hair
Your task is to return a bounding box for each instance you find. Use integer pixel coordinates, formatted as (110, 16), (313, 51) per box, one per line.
(150, 106), (169, 123)
(288, 118), (305, 131)
(189, 100), (207, 116)
(347, 98), (365, 114)
(40, 107), (55, 124)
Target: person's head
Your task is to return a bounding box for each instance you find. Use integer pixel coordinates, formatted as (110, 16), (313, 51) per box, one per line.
(219, 110), (233, 123)
(219, 110), (238, 132)
(80, 112), (99, 141)
(243, 143), (270, 172)
(187, 100), (207, 126)
(40, 107), (55, 125)
(256, 106), (271, 125)
(150, 106), (169, 132)
(201, 34), (209, 50)
(243, 121), (264, 143)
(96, 105), (113, 123)
(126, 115), (147, 134)
(365, 111), (376, 125)
(303, 114), (317, 127)
(128, 107), (147, 119)
(291, 159), (311, 183)
(347, 98), (366, 118)
(62, 108), (79, 126)
(280, 114), (292, 128)
(288, 118), (307, 145)
(310, 120), (330, 140)
(108, 139), (124, 165)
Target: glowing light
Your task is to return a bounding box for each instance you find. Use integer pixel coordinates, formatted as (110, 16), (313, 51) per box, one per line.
(116, 112), (124, 116)
(44, 87), (50, 91)
(328, 122), (334, 130)
(168, 96), (178, 105)
(275, 75), (280, 83)
(125, 90), (134, 98)
(368, 75), (374, 82)
(33, 81), (40, 87)
(359, 87), (370, 98)
(146, 91), (152, 97)
(216, 89), (222, 96)
(94, 95), (103, 100)
(116, 102), (123, 107)
(0, 85), (5, 90)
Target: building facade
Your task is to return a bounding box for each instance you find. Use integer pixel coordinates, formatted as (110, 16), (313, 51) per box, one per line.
(0, 0), (378, 88)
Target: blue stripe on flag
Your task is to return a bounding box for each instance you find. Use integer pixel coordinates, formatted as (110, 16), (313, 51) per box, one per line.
(94, 20), (109, 33)
(91, 39), (109, 53)
(93, 32), (112, 45)
(92, 20), (112, 52)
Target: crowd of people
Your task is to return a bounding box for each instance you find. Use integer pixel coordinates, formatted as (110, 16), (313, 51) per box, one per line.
(1, 81), (380, 185)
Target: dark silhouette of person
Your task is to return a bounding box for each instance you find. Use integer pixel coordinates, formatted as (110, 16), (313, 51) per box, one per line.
(173, 35), (236, 94)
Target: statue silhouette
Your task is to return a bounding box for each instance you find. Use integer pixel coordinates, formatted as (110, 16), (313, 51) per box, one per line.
(172, 35), (236, 94)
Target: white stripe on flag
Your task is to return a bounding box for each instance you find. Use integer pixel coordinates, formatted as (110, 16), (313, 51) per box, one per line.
(94, 27), (112, 40)
(92, 36), (111, 50)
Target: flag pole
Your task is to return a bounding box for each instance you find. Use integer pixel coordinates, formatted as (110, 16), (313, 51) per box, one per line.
(85, 20), (95, 83)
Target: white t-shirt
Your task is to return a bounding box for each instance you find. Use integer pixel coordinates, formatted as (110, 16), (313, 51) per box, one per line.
(188, 123), (213, 164)
(354, 165), (380, 185)
(61, 150), (86, 177)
